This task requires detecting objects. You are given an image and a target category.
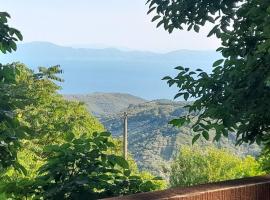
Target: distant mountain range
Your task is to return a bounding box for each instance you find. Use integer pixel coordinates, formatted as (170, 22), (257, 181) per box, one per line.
(0, 42), (221, 99)
(64, 92), (261, 179)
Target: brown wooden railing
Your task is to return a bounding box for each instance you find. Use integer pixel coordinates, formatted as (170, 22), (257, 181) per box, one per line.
(103, 175), (270, 200)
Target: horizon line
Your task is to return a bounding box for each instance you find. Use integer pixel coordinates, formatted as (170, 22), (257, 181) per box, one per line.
(18, 41), (218, 54)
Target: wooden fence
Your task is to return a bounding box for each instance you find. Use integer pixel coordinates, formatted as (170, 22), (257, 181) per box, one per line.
(103, 175), (270, 200)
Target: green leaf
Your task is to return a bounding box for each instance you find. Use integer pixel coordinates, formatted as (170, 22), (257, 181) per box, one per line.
(167, 79), (174, 87)
(192, 134), (201, 144)
(156, 20), (164, 28)
(152, 15), (161, 22)
(64, 132), (75, 142)
(207, 25), (219, 37)
(202, 131), (209, 140)
(14, 30), (23, 41)
(213, 133), (221, 142)
(99, 132), (111, 137)
(162, 76), (171, 80)
(0, 12), (10, 18)
(187, 24), (193, 31)
(174, 92), (184, 99)
(114, 156), (129, 169)
(168, 26), (174, 34)
(147, 7), (156, 14)
(124, 169), (131, 177)
(194, 25), (200, 33)
(213, 59), (224, 67)
(206, 16), (215, 23)
(175, 66), (184, 70)
(145, 0), (151, 5)
(14, 162), (27, 176)
(222, 129), (229, 137)
(169, 117), (186, 127)
(184, 93), (189, 101)
(152, 176), (163, 180)
(184, 68), (190, 72)
(188, 71), (196, 75)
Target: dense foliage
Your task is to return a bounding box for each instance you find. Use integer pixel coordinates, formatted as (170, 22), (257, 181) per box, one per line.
(0, 13), (165, 199)
(0, 11), (28, 171)
(0, 62), (165, 199)
(0, 63), (63, 173)
(0, 12), (22, 53)
(0, 62), (103, 176)
(170, 146), (264, 187)
(2, 132), (163, 199)
(2, 4), (269, 198)
(99, 100), (260, 178)
(147, 0), (270, 145)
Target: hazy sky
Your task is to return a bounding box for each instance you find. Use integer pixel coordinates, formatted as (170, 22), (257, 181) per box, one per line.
(1, 0), (220, 52)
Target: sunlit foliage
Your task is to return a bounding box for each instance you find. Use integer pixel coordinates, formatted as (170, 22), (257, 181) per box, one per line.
(170, 146), (264, 187)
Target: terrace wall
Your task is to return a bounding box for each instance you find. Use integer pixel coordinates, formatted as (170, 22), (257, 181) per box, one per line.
(103, 175), (270, 200)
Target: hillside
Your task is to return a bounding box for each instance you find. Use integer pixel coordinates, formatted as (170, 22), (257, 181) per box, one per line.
(0, 42), (221, 99)
(64, 92), (145, 117)
(65, 93), (261, 179)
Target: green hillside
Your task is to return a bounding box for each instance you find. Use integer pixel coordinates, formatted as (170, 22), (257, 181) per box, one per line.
(65, 93), (261, 179)
(64, 92), (145, 117)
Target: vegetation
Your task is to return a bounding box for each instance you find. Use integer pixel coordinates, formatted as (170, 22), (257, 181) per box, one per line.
(3, 132), (165, 199)
(0, 11), (24, 173)
(0, 12), (22, 53)
(1, 0), (270, 198)
(95, 99), (260, 178)
(0, 13), (165, 199)
(0, 62), (165, 199)
(0, 63), (166, 199)
(170, 146), (264, 187)
(65, 93), (146, 118)
(147, 0), (270, 145)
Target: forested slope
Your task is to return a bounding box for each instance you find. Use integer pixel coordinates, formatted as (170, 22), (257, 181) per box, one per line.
(66, 94), (261, 178)
(64, 93), (145, 117)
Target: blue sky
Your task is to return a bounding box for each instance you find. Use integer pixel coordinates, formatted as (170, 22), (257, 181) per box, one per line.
(1, 0), (220, 52)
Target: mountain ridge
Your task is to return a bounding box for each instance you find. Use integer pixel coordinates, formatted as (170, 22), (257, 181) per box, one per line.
(64, 92), (146, 117)
(18, 41), (216, 54)
(0, 41), (221, 99)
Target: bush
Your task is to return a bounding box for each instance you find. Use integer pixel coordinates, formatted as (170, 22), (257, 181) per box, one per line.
(170, 146), (264, 187)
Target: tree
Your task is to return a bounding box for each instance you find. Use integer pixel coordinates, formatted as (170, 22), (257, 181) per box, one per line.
(0, 11), (165, 199)
(2, 133), (163, 200)
(0, 11), (28, 172)
(170, 146), (264, 187)
(0, 63), (165, 199)
(34, 132), (163, 199)
(147, 0), (270, 145)
(0, 12), (22, 53)
(0, 62), (104, 179)
(0, 63), (64, 173)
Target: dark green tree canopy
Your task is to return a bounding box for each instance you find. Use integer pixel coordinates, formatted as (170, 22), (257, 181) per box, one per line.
(0, 11), (24, 172)
(147, 0), (270, 145)
(0, 12), (22, 53)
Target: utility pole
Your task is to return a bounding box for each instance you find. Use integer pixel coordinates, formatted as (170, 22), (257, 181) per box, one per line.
(123, 112), (128, 160)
